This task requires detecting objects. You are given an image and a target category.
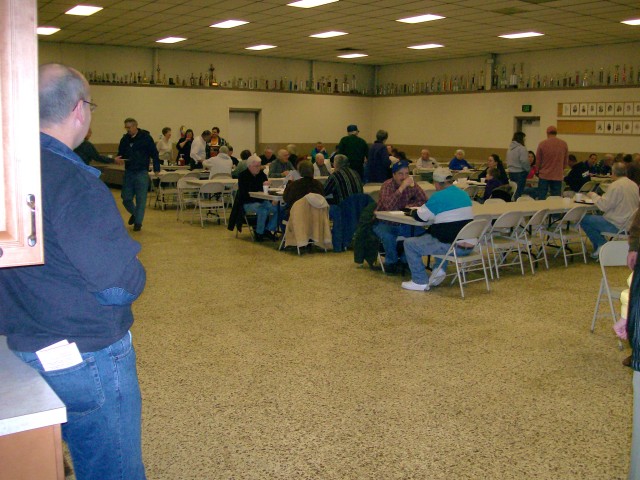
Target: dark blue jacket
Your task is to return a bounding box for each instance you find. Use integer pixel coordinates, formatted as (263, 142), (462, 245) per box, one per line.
(0, 133), (146, 353)
(118, 128), (160, 173)
(368, 142), (391, 183)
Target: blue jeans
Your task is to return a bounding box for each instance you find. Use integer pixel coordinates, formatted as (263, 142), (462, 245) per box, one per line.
(580, 214), (618, 252)
(244, 201), (278, 234)
(122, 170), (150, 225)
(373, 222), (415, 265)
(509, 171), (528, 200)
(13, 332), (146, 480)
(405, 234), (473, 284)
(536, 178), (562, 199)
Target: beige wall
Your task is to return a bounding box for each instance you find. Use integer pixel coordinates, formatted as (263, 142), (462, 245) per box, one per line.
(40, 41), (640, 160)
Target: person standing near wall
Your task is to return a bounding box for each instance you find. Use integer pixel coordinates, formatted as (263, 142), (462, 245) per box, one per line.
(337, 124), (368, 181)
(117, 118), (160, 231)
(0, 64), (148, 480)
(535, 125), (568, 199)
(506, 131), (529, 199)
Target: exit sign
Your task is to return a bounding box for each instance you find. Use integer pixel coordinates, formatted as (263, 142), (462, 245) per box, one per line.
(522, 105), (532, 112)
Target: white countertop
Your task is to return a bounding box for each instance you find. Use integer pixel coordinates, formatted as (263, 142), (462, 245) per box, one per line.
(0, 337), (66, 436)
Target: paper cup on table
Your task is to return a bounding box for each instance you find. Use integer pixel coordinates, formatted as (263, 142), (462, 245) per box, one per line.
(480, 177), (486, 184)
(575, 193), (583, 202)
(263, 185), (269, 193)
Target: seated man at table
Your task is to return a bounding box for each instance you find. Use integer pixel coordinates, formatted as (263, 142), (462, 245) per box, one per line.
(283, 161), (324, 218)
(591, 153), (614, 175)
(564, 154), (592, 192)
(74, 128), (124, 166)
(314, 153), (332, 177)
(448, 149), (473, 171)
(373, 160), (427, 273)
(402, 168), (474, 291)
(269, 149), (296, 178)
(415, 148), (438, 169)
(581, 162), (640, 258)
(204, 145), (233, 178)
(260, 148), (276, 165)
(323, 154), (363, 205)
(234, 155), (279, 241)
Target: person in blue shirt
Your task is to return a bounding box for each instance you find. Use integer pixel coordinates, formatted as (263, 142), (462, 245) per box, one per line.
(448, 149), (473, 171)
(0, 64), (148, 480)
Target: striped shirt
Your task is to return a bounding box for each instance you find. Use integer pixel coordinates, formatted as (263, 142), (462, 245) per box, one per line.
(324, 168), (363, 204)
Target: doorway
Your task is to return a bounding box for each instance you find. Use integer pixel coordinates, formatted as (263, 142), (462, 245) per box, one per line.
(515, 116), (541, 152)
(229, 109), (259, 154)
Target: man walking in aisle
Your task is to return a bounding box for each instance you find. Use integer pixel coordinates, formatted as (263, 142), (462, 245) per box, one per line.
(535, 125), (568, 199)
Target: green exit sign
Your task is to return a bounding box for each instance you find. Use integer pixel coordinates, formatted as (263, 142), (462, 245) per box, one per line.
(522, 105), (533, 112)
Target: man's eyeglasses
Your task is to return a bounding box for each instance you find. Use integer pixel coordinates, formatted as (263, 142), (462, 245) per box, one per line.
(83, 100), (97, 112)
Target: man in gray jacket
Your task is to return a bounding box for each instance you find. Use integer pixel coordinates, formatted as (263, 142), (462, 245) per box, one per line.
(506, 131), (529, 199)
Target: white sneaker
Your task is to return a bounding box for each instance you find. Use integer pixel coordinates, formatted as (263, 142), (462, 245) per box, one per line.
(590, 247), (600, 260)
(402, 280), (429, 291)
(428, 268), (446, 287)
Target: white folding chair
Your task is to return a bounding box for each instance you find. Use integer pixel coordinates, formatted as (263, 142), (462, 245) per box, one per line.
(195, 182), (226, 227)
(431, 219), (491, 298)
(155, 172), (180, 210)
(484, 198), (506, 204)
(488, 211), (525, 279)
(579, 181), (597, 194)
(516, 195), (534, 202)
(508, 180), (518, 201)
(591, 241), (629, 348)
(516, 209), (550, 274)
(542, 206), (588, 267)
(176, 174), (200, 221)
(602, 211), (634, 242)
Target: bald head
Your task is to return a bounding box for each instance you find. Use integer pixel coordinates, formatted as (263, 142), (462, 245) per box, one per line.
(39, 64), (89, 128)
(39, 63), (91, 149)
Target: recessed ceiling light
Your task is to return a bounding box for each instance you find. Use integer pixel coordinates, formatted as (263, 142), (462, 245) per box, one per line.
(246, 45), (277, 50)
(499, 31), (544, 39)
(156, 37), (187, 44)
(310, 31), (348, 38)
(397, 14), (445, 24)
(408, 43), (444, 50)
(210, 20), (249, 29)
(338, 53), (367, 59)
(65, 5), (103, 16)
(621, 18), (640, 26)
(37, 27), (60, 35)
(288, 0), (338, 8)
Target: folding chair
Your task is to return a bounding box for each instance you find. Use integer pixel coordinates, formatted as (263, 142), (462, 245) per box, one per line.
(508, 180), (518, 201)
(591, 241), (629, 348)
(516, 209), (550, 274)
(176, 174), (200, 222)
(602, 212), (634, 242)
(155, 172), (180, 210)
(578, 181), (597, 194)
(542, 206), (588, 267)
(278, 194), (332, 255)
(431, 219), (491, 298)
(195, 182), (226, 227)
(488, 211), (525, 278)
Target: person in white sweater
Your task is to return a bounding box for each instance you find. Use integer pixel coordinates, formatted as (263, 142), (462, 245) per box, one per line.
(204, 145), (233, 178)
(581, 162), (640, 258)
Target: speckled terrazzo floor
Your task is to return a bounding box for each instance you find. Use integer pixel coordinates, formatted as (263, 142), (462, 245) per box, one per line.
(69, 191), (634, 479)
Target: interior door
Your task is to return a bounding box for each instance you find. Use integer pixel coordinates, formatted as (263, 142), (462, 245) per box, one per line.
(229, 110), (259, 155)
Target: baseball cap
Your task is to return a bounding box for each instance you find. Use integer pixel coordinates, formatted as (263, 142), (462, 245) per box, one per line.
(433, 167), (453, 183)
(391, 160), (410, 173)
(347, 124), (359, 133)
(546, 125), (557, 134)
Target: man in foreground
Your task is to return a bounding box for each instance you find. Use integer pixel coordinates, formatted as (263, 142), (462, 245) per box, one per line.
(0, 64), (147, 479)
(117, 117), (160, 231)
(402, 167), (474, 291)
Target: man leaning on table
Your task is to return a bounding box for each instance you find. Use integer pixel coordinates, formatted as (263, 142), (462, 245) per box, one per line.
(580, 161), (639, 259)
(402, 167), (474, 291)
(373, 160), (427, 274)
(0, 64), (147, 480)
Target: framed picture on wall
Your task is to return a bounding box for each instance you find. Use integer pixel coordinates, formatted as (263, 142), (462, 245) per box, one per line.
(597, 103), (606, 115)
(634, 122), (640, 135)
(596, 121), (605, 134)
(579, 104), (588, 116)
(562, 103), (571, 116)
(635, 103), (640, 116)
(615, 103), (624, 116)
(588, 103), (597, 116)
(606, 103), (614, 115)
(625, 103), (634, 116)
(623, 121), (632, 134)
(605, 120), (614, 133)
(571, 103), (579, 115)
(614, 121), (623, 134)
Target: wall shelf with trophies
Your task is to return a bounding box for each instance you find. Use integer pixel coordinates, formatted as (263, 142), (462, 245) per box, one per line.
(557, 101), (640, 135)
